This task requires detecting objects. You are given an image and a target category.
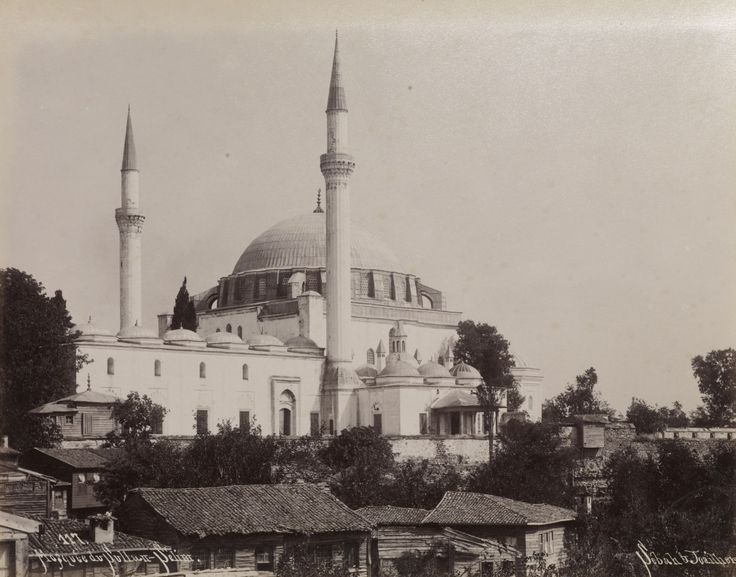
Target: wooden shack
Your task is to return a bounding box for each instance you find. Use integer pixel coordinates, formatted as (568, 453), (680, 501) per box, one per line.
(117, 484), (372, 577)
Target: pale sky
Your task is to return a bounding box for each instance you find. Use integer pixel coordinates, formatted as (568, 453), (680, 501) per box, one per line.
(2, 1), (735, 413)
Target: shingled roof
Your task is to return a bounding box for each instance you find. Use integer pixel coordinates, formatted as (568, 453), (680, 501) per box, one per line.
(126, 485), (371, 537)
(356, 506), (431, 526)
(31, 448), (119, 469)
(423, 492), (576, 527)
(29, 518), (167, 556)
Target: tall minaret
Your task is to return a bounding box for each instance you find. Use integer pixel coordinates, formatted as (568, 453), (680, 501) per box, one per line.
(115, 107), (145, 333)
(321, 32), (355, 366)
(320, 33), (361, 433)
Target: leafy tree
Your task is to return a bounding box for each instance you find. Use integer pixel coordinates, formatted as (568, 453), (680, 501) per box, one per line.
(12, 416), (63, 453)
(320, 426), (395, 508)
(273, 436), (331, 483)
(541, 367), (614, 422)
(383, 458), (462, 509)
(563, 441), (736, 577)
(96, 439), (186, 510)
(626, 398), (690, 434)
(170, 276), (197, 331)
(466, 420), (578, 508)
(626, 398), (665, 434)
(0, 268), (87, 448)
(690, 349), (736, 426)
(454, 320), (518, 460)
(183, 421), (278, 486)
(105, 391), (168, 447)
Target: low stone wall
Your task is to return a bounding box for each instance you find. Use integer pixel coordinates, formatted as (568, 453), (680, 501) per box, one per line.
(659, 427), (736, 441)
(387, 436), (489, 464)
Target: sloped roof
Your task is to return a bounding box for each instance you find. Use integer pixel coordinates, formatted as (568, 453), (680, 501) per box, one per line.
(56, 389), (118, 405)
(32, 448), (119, 469)
(29, 402), (77, 415)
(355, 505), (431, 526)
(423, 492), (576, 526)
(431, 390), (480, 410)
(29, 518), (166, 556)
(128, 485), (371, 537)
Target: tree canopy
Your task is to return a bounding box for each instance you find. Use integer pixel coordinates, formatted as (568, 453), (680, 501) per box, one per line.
(170, 276), (197, 331)
(626, 398), (690, 435)
(466, 419), (578, 507)
(690, 349), (736, 426)
(542, 367), (614, 422)
(105, 391), (168, 446)
(0, 268), (86, 449)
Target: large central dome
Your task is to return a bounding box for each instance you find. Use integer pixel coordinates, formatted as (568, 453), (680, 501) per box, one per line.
(233, 212), (404, 274)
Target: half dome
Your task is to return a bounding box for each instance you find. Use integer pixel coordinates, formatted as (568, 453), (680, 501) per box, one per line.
(285, 335), (320, 348)
(232, 212), (403, 274)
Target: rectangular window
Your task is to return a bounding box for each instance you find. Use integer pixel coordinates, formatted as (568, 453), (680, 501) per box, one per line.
(419, 413), (428, 435)
(373, 414), (382, 435)
(450, 413), (461, 435)
(480, 561), (494, 577)
(239, 411), (250, 431)
(213, 548), (234, 569)
(255, 546), (274, 571)
(310, 412), (320, 437)
(196, 410), (209, 435)
(65, 415), (74, 425)
(151, 414), (163, 435)
(191, 548), (210, 571)
(81, 413), (93, 436)
(344, 542), (359, 568)
(315, 544), (332, 567)
(501, 560), (515, 575)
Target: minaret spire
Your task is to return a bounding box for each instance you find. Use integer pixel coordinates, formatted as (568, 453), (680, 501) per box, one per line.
(327, 31), (347, 112)
(121, 105), (137, 171)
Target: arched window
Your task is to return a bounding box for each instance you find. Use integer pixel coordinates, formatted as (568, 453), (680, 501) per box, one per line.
(107, 357), (115, 375)
(199, 362), (206, 379)
(237, 326), (243, 339)
(226, 324), (232, 333)
(389, 275), (396, 300)
(528, 396), (534, 411)
(405, 276), (412, 301)
(367, 348), (375, 365)
(401, 341), (406, 353)
(242, 364), (249, 380)
(154, 359), (162, 377)
(279, 390), (296, 436)
(367, 272), (375, 298)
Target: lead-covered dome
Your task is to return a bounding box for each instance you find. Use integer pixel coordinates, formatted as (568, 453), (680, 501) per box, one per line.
(232, 213), (403, 274)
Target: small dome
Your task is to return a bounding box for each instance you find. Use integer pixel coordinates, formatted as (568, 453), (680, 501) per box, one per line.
(205, 332), (245, 345)
(449, 361), (482, 379)
(75, 317), (117, 343)
(378, 359), (422, 378)
(163, 328), (204, 343)
(356, 364), (378, 378)
(285, 335), (319, 348)
(418, 360), (453, 378)
(247, 333), (284, 347)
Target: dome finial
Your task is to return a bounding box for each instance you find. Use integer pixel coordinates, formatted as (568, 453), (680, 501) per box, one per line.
(313, 188), (324, 213)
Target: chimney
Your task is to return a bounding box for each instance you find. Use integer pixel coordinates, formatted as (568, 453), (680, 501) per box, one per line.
(89, 513), (115, 544)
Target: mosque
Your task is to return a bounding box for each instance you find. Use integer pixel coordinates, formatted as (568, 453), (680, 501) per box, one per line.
(72, 36), (543, 453)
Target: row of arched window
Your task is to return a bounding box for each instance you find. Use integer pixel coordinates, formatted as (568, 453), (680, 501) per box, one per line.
(107, 357), (249, 380)
(216, 324), (243, 338)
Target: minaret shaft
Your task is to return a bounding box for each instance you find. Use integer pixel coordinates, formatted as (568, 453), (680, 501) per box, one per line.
(116, 108), (145, 332)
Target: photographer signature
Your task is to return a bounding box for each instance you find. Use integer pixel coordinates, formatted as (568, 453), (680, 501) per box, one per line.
(635, 541), (736, 577)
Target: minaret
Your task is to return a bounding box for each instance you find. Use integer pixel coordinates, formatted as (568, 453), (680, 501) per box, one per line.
(320, 33), (361, 433)
(321, 32), (355, 366)
(115, 107), (145, 333)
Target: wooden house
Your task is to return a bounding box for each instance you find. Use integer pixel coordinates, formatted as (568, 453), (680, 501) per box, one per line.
(28, 515), (174, 577)
(28, 384), (119, 445)
(19, 448), (119, 518)
(117, 484), (372, 576)
(422, 492), (577, 571)
(0, 437), (67, 519)
(356, 506), (518, 577)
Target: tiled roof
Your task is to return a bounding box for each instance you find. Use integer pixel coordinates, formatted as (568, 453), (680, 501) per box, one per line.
(355, 506), (431, 526)
(32, 448), (119, 469)
(57, 389), (118, 405)
(423, 492), (576, 527)
(129, 485), (371, 537)
(29, 518), (166, 555)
